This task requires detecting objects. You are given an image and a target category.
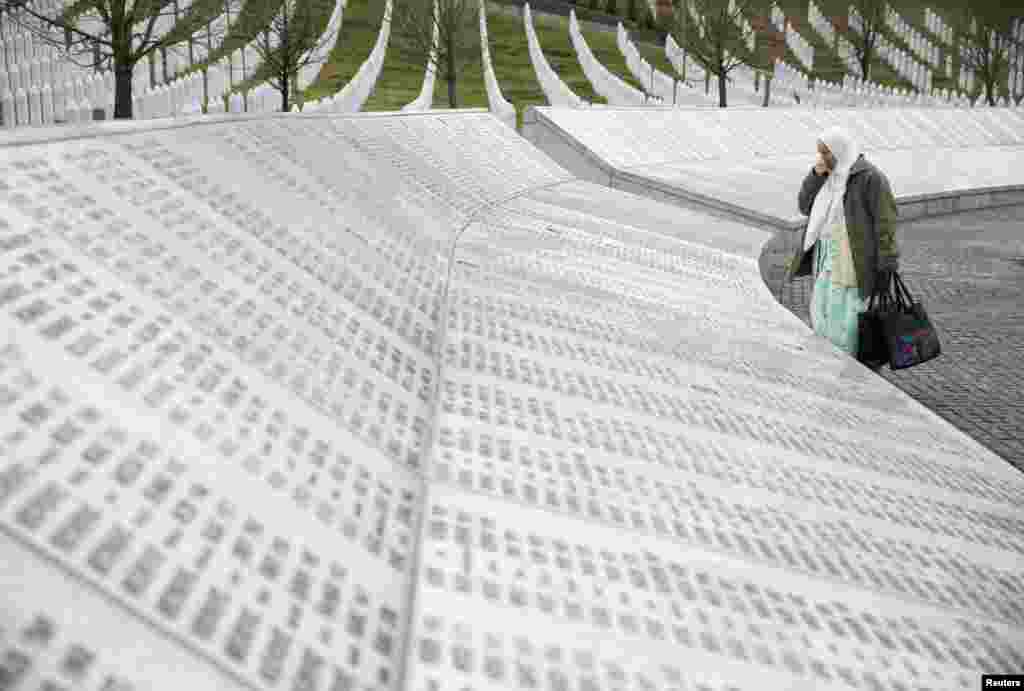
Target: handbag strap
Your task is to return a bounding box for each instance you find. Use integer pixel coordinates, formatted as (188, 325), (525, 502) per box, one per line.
(891, 271), (915, 307)
(868, 269), (893, 310)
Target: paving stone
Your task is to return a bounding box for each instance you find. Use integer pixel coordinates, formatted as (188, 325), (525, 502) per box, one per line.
(769, 204), (1024, 473)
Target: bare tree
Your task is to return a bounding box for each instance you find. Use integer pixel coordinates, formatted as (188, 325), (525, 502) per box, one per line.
(666, 0), (759, 107)
(844, 0), (885, 81)
(955, 6), (1022, 105)
(243, 0), (338, 112)
(392, 0), (480, 108)
(0, 0), (229, 118)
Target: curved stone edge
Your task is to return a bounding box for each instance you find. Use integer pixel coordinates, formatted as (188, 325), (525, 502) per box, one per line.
(523, 4), (587, 108)
(296, 0), (348, 93)
(569, 10), (650, 106)
(617, 23), (678, 105)
(479, 0), (517, 129)
(331, 0), (393, 112)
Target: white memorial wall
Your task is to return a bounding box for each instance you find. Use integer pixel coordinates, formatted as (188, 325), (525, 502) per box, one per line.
(479, 0), (517, 129)
(2, 108), (1024, 691)
(523, 4), (588, 108)
(569, 10), (651, 106)
(322, 0), (393, 113)
(664, 33), (707, 87)
(618, 24), (681, 105)
(295, 0), (347, 93)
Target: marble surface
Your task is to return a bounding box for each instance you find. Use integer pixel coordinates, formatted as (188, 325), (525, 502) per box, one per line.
(525, 106), (1024, 228)
(0, 110), (1021, 691)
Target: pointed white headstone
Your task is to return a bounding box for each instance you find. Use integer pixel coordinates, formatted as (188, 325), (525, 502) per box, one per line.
(0, 89), (14, 129)
(14, 86), (28, 125)
(40, 84), (53, 124)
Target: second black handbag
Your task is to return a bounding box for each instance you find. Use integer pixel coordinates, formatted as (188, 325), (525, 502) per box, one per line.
(883, 272), (942, 370)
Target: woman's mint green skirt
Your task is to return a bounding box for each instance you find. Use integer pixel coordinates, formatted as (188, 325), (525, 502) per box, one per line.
(810, 236), (869, 356)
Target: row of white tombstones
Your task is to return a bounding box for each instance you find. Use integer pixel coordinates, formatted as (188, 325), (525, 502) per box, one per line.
(772, 59), (1016, 107)
(0, 72), (288, 127)
(885, 7), (941, 68)
(0, 45), (287, 126)
(774, 2), (984, 96)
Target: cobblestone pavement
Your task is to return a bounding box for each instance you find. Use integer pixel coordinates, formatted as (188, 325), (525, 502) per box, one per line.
(764, 204), (1024, 473)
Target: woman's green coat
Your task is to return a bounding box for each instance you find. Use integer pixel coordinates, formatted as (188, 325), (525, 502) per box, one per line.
(788, 154), (901, 300)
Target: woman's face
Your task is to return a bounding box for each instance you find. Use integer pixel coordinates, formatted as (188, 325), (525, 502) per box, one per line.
(817, 141), (836, 171)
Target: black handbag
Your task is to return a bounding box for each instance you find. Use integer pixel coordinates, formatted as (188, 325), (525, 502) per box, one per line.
(856, 272), (893, 368)
(882, 272), (942, 370)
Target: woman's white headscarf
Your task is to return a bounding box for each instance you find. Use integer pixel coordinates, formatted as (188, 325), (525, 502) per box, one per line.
(803, 127), (862, 252)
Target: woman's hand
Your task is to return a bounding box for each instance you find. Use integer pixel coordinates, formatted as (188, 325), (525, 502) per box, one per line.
(814, 157), (830, 176)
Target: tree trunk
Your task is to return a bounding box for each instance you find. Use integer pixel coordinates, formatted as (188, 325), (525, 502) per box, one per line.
(860, 31), (873, 81)
(718, 69), (727, 106)
(762, 74), (771, 106)
(282, 73), (290, 112)
(448, 47), (457, 108)
(114, 57), (134, 119)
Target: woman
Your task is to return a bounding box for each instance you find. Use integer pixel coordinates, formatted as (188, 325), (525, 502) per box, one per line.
(788, 127), (901, 363)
